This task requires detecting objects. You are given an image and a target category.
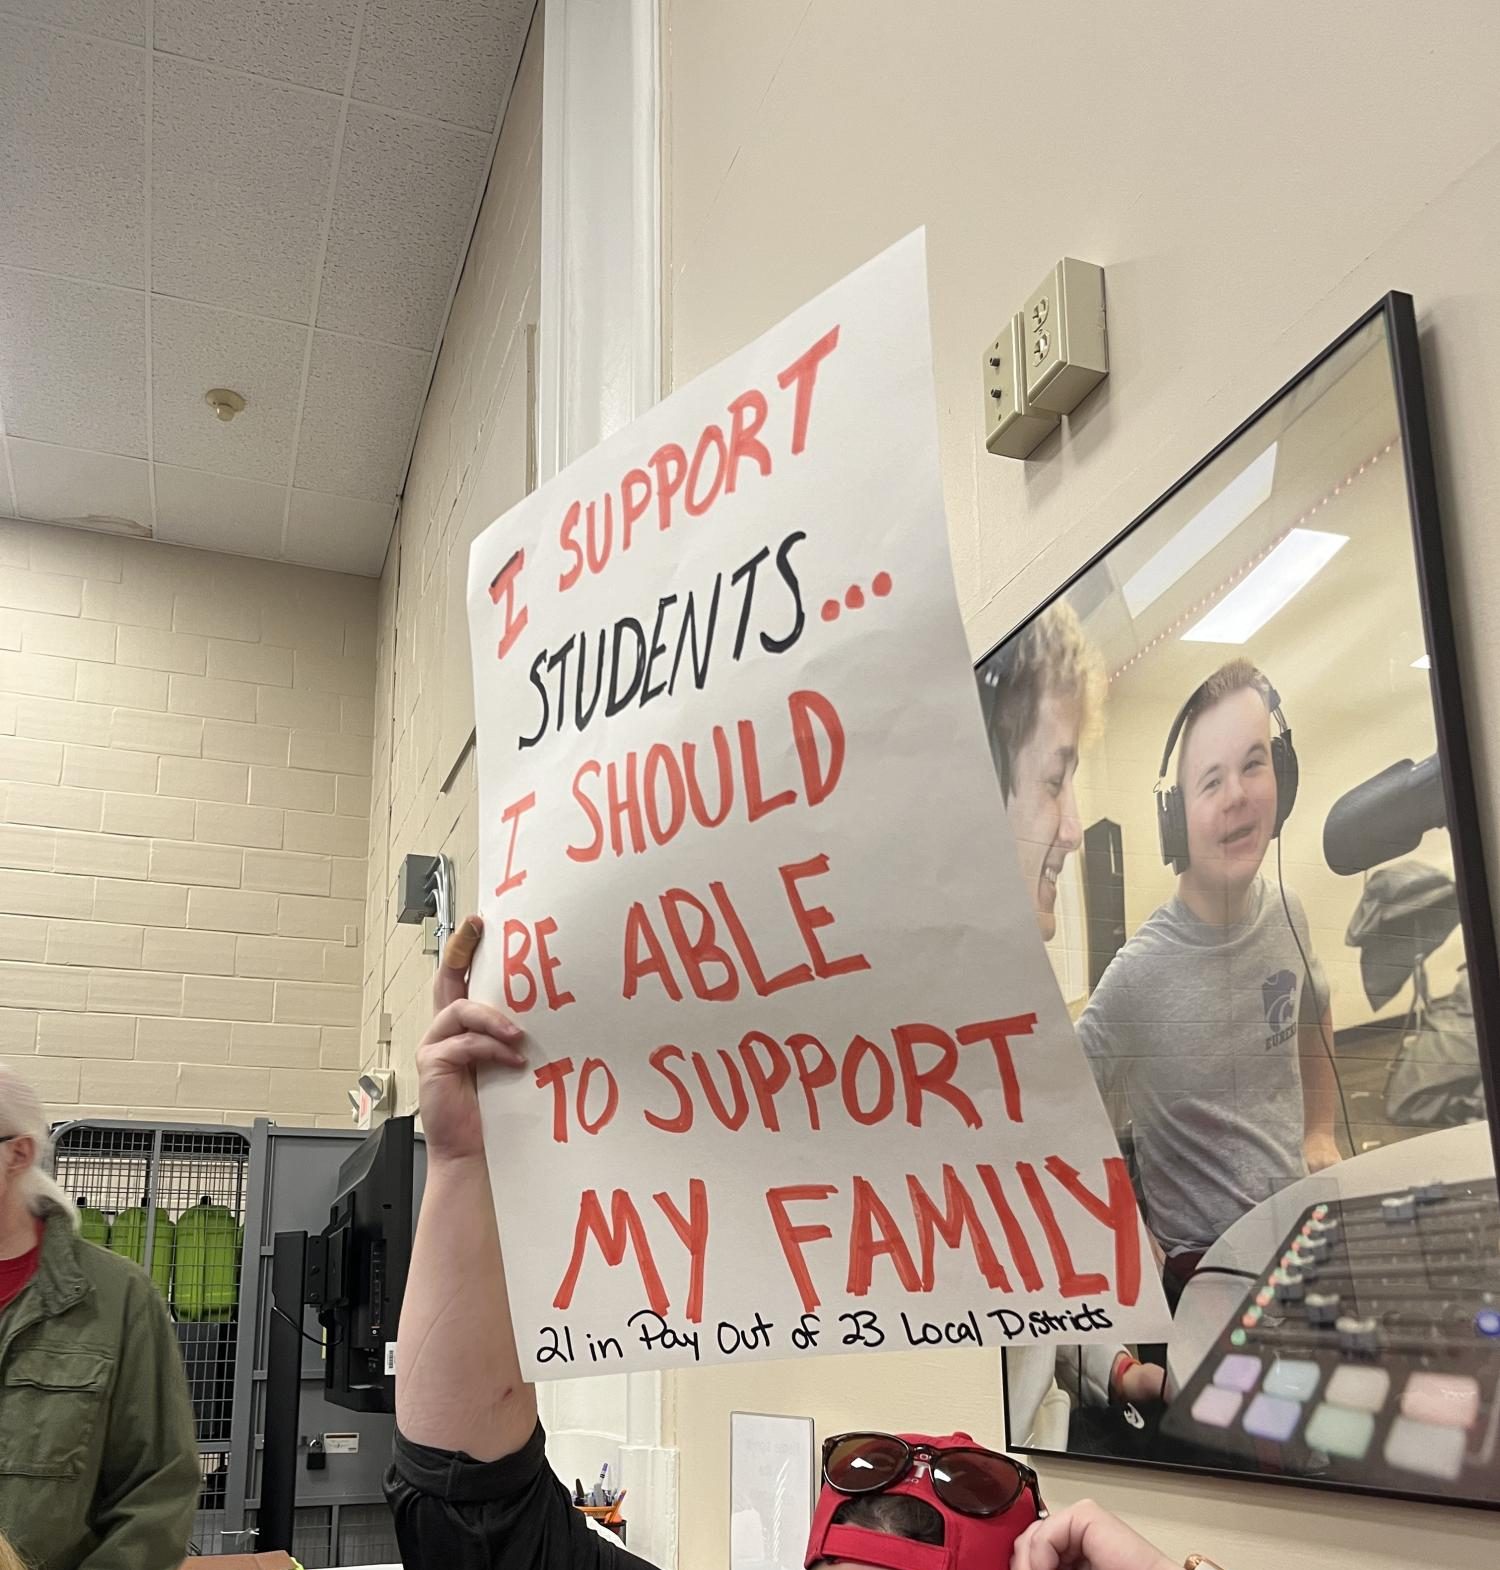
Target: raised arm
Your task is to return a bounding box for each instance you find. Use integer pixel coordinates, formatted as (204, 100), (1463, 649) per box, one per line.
(397, 915), (539, 1461)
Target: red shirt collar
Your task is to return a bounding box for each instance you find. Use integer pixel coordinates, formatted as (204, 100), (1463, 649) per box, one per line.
(0, 1218), (45, 1313)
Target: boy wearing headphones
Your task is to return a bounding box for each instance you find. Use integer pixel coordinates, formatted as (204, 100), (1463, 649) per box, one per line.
(1077, 659), (1340, 1299)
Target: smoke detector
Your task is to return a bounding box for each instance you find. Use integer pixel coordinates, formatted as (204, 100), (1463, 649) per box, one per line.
(205, 388), (246, 422)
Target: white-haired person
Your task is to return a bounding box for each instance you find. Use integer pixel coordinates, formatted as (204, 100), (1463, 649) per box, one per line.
(0, 1068), (199, 1570)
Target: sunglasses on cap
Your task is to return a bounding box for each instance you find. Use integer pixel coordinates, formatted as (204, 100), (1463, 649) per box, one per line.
(821, 1432), (1041, 1519)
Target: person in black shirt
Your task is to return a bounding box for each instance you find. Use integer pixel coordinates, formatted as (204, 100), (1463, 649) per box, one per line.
(383, 916), (1195, 1570)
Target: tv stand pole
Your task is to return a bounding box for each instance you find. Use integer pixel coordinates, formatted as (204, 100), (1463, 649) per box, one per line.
(259, 1229), (308, 1552)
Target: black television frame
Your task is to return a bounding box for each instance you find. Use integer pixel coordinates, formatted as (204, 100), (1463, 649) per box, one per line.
(260, 1117), (418, 1552)
(312, 1113), (416, 1414)
(988, 292), (1500, 1511)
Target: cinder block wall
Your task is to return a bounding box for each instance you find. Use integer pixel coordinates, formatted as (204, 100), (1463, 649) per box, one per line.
(1, 518), (376, 1126)
(361, 16), (541, 1111)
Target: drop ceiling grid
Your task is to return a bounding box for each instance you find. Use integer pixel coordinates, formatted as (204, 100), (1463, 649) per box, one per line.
(0, 0), (532, 575)
(357, 64), (517, 570)
(275, 0), (366, 558)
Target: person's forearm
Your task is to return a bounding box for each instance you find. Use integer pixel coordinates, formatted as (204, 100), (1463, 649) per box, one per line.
(1300, 1008), (1339, 1143)
(397, 1153), (537, 1460)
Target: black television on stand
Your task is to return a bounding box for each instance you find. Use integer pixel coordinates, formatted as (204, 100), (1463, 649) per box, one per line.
(260, 1116), (417, 1550)
(308, 1115), (415, 1413)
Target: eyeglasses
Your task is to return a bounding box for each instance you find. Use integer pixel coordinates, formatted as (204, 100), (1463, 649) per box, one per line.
(821, 1432), (1041, 1519)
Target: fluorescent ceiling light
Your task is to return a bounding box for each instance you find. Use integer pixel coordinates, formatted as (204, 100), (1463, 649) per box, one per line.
(1412, 654), (1431, 670)
(1181, 527), (1348, 645)
(1122, 443), (1278, 618)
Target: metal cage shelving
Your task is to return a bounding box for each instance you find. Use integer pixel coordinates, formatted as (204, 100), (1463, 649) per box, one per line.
(52, 1121), (251, 1554)
(49, 1118), (410, 1565)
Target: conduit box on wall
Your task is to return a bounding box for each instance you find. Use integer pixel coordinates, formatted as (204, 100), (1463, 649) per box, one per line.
(983, 258), (1108, 460)
(983, 315), (1060, 460)
(396, 854), (440, 923)
(1022, 257), (1108, 414)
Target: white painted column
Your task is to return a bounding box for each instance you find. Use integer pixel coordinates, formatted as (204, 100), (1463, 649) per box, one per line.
(534, 1), (676, 1565)
(537, 0), (661, 480)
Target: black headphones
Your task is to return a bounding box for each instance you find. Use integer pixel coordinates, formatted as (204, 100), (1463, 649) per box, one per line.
(1154, 673), (1298, 874)
(976, 665), (1013, 800)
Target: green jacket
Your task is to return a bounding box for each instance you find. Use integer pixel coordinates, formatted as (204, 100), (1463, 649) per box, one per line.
(0, 1211), (200, 1570)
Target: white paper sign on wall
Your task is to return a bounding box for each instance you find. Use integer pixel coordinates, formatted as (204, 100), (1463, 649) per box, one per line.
(730, 1412), (815, 1570)
(466, 231), (1169, 1381)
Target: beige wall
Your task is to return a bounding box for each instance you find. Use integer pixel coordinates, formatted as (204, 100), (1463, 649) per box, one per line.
(1, 518), (374, 1126)
(663, 1), (1500, 1566)
(362, 10), (542, 1106)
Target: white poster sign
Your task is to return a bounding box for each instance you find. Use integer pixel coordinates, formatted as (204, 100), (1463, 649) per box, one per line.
(730, 1413), (815, 1570)
(467, 232), (1169, 1380)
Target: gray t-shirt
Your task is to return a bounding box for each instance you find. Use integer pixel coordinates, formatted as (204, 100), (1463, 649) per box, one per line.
(1077, 876), (1330, 1256)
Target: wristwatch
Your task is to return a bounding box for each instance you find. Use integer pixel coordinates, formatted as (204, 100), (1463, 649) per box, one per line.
(1184, 1556), (1226, 1569)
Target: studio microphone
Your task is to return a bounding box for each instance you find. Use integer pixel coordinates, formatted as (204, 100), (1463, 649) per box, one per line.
(1323, 754), (1447, 875)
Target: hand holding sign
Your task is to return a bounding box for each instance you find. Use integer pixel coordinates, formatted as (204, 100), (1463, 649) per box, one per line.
(416, 916), (527, 1166)
(466, 232), (1169, 1379)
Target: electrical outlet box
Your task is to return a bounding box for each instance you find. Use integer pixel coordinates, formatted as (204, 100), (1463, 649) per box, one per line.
(396, 853), (440, 924)
(1021, 258), (1108, 415)
(983, 315), (1060, 460)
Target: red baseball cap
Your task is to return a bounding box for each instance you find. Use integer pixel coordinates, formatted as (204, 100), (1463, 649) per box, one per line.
(804, 1432), (1040, 1570)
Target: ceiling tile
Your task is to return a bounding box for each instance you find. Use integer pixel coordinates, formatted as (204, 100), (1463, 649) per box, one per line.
(0, 1), (145, 45)
(151, 297), (306, 482)
(153, 56), (340, 321)
(8, 439), (151, 533)
(0, 21), (145, 287)
(285, 489), (394, 576)
(353, 0), (531, 132)
(316, 106), (491, 349)
(154, 0), (359, 93)
(0, 269), (147, 455)
(154, 464), (286, 558)
(293, 332), (429, 502)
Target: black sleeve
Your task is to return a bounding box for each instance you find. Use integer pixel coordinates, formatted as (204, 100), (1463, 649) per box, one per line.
(385, 1420), (662, 1570)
